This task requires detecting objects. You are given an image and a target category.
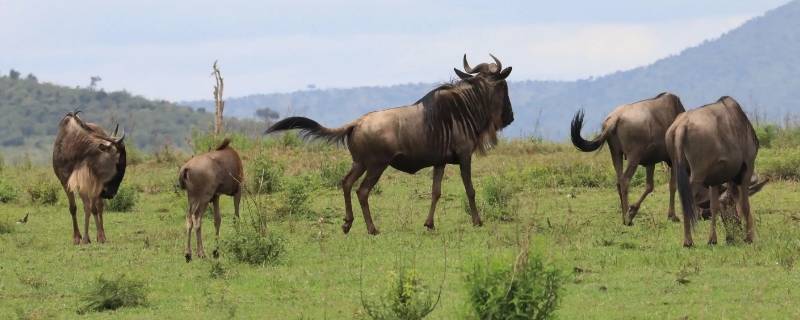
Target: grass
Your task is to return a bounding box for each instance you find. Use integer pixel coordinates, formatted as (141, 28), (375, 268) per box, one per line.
(2, 137), (800, 318)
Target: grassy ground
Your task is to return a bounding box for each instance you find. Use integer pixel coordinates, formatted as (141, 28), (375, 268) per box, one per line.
(2, 137), (800, 319)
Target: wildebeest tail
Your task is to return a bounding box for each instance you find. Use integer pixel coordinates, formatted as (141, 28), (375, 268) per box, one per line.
(216, 138), (232, 150)
(265, 117), (355, 145)
(673, 126), (696, 228)
(571, 109), (616, 152)
(178, 167), (189, 190)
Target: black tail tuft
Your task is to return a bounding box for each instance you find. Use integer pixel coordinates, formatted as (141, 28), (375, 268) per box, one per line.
(676, 160), (696, 228)
(216, 138), (232, 150)
(570, 109), (604, 152)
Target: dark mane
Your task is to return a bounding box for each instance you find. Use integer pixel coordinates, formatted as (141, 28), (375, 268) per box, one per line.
(417, 77), (496, 153)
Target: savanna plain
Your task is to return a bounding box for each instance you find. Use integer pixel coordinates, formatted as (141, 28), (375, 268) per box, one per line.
(2, 128), (800, 319)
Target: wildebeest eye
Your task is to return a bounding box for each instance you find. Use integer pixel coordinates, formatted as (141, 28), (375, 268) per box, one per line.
(98, 142), (113, 152)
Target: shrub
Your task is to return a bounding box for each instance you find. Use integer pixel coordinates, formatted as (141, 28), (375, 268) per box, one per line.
(465, 255), (563, 320)
(278, 176), (315, 218)
(27, 179), (59, 205)
(758, 148), (800, 180)
(78, 274), (147, 314)
(464, 176), (519, 221)
(105, 185), (139, 212)
(319, 160), (350, 188)
(362, 267), (439, 320)
(0, 178), (18, 203)
(755, 124), (779, 148)
(222, 223), (286, 266)
(249, 153), (284, 194)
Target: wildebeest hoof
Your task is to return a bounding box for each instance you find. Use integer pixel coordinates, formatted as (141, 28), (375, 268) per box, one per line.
(683, 241), (694, 248)
(185, 254), (192, 263)
(623, 220), (633, 226)
(472, 220), (483, 227)
(725, 236), (735, 244)
(73, 236), (82, 245)
(424, 222), (435, 230)
(744, 236), (754, 244)
(668, 215), (680, 223)
(212, 249), (219, 259)
(197, 252), (206, 259)
(81, 238), (91, 245)
(367, 227), (380, 235)
(708, 238), (717, 246)
(341, 222), (352, 234)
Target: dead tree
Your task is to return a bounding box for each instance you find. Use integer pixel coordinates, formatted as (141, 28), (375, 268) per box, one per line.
(212, 61), (225, 136)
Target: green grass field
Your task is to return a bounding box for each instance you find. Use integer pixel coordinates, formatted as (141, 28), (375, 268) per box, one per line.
(2, 136), (800, 319)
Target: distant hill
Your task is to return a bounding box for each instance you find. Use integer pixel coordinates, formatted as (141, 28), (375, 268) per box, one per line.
(184, 0), (800, 139)
(0, 74), (259, 163)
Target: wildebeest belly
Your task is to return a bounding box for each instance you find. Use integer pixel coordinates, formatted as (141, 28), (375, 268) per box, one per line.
(703, 158), (745, 186)
(389, 153), (455, 174)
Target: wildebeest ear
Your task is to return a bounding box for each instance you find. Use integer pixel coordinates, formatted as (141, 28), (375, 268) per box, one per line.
(454, 68), (473, 80)
(497, 67), (512, 80)
(748, 178), (769, 196)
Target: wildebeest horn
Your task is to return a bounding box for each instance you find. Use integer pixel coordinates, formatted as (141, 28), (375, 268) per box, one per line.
(112, 123), (119, 137)
(115, 127), (125, 144)
(454, 68), (473, 80)
(462, 54), (474, 73)
(489, 54), (502, 72)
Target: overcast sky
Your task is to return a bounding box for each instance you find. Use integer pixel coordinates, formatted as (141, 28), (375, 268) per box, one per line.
(0, 0), (791, 101)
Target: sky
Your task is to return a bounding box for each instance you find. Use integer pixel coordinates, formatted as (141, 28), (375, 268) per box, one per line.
(0, 0), (792, 101)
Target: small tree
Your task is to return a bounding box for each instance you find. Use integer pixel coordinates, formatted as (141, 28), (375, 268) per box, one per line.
(212, 61), (225, 136)
(9, 69), (20, 80)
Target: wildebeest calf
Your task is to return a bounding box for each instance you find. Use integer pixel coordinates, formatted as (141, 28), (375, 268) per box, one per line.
(178, 138), (242, 261)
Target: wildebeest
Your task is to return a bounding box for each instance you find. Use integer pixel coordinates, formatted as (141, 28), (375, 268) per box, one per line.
(178, 138), (243, 261)
(570, 92), (685, 225)
(666, 96), (759, 247)
(52, 111), (126, 244)
(266, 55), (514, 235)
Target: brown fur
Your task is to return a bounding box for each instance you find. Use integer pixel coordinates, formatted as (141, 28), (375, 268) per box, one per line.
(52, 112), (126, 245)
(571, 92), (685, 225)
(178, 138), (243, 261)
(266, 55), (514, 235)
(667, 96), (760, 247)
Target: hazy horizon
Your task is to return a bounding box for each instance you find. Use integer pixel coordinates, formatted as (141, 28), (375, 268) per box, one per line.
(1, 0), (791, 101)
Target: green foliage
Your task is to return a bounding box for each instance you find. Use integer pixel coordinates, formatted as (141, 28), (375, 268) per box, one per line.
(249, 153), (284, 194)
(319, 160), (349, 188)
(0, 178), (18, 203)
(26, 179), (59, 205)
(362, 268), (439, 320)
(105, 185), (139, 212)
(223, 223), (286, 266)
(78, 274), (147, 314)
(468, 176), (521, 222)
(191, 131), (257, 154)
(757, 148), (800, 180)
(278, 175), (315, 218)
(755, 124), (779, 148)
(0, 220), (13, 234)
(209, 261), (227, 279)
(465, 255), (563, 320)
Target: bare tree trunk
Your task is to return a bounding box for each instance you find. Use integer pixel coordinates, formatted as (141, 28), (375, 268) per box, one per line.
(212, 61), (225, 136)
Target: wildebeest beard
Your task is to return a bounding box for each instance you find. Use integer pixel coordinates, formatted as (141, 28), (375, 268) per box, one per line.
(420, 76), (512, 155)
(100, 143), (126, 199)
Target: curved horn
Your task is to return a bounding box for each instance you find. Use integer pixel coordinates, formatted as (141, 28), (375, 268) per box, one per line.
(454, 68), (473, 80)
(489, 54), (502, 72)
(462, 54), (474, 73)
(112, 123), (119, 137)
(114, 127), (125, 144)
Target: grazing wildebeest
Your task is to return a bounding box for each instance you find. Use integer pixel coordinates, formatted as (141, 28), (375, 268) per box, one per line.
(266, 54), (514, 235)
(666, 96), (759, 247)
(53, 112), (126, 244)
(570, 92), (685, 225)
(178, 138), (243, 261)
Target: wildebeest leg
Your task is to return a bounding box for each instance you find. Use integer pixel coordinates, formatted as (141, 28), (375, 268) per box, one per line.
(93, 199), (106, 243)
(357, 164), (387, 235)
(609, 145), (624, 218)
(737, 181), (755, 243)
(620, 155), (641, 226)
(682, 175), (707, 248)
(66, 191), (81, 244)
(626, 164), (655, 225)
(424, 165), (445, 230)
(233, 190), (241, 220)
(79, 194), (92, 245)
(708, 186), (721, 245)
(341, 162), (366, 234)
(458, 156), (483, 227)
(667, 167), (680, 222)
(212, 195), (221, 259)
(185, 201), (194, 262)
(193, 202), (209, 258)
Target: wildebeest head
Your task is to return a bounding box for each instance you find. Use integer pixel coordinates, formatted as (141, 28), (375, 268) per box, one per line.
(60, 112), (127, 199)
(454, 54), (514, 129)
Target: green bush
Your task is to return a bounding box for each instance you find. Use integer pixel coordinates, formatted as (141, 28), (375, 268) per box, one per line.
(222, 223), (286, 266)
(249, 153), (284, 194)
(27, 179), (59, 205)
(78, 274), (147, 314)
(0, 178), (18, 203)
(465, 255), (563, 320)
(191, 131), (257, 154)
(319, 160), (350, 188)
(755, 124), (779, 148)
(278, 176), (315, 218)
(362, 268), (439, 320)
(464, 176), (520, 221)
(758, 148), (800, 180)
(105, 185), (139, 212)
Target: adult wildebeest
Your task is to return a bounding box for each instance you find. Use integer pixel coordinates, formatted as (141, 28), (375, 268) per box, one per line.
(571, 92), (685, 225)
(266, 55), (514, 235)
(667, 96), (759, 247)
(178, 138), (243, 261)
(53, 111), (126, 244)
